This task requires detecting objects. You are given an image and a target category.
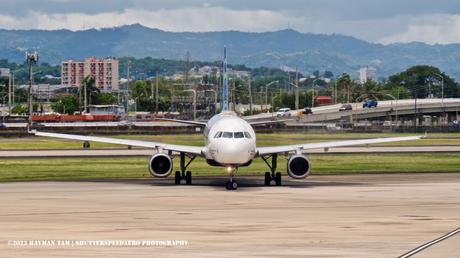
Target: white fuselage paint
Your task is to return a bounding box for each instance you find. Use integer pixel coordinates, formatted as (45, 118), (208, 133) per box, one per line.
(202, 111), (256, 166)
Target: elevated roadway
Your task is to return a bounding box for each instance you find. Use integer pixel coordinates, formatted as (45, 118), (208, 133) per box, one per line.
(246, 98), (460, 123)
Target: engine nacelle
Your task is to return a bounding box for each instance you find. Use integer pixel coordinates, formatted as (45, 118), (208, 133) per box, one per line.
(149, 153), (173, 177)
(287, 154), (311, 179)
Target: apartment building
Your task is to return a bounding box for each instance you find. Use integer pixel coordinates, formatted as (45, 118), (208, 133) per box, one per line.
(61, 57), (119, 92)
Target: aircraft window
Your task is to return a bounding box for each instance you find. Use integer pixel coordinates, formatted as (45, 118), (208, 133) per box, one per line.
(234, 132), (244, 138)
(244, 132), (252, 139)
(222, 132), (233, 138)
(214, 131), (222, 138)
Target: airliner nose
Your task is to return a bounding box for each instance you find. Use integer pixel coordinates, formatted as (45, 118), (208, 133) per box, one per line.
(214, 142), (253, 165)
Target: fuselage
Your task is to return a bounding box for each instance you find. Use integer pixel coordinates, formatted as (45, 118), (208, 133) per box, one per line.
(203, 111), (257, 167)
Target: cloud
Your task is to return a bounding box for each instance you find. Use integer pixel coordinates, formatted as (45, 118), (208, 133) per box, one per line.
(1, 4), (460, 45)
(379, 14), (460, 44)
(0, 7), (301, 32)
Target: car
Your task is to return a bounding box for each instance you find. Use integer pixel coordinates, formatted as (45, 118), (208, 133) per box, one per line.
(302, 107), (313, 115)
(363, 99), (378, 108)
(339, 104), (352, 111)
(276, 108), (291, 117)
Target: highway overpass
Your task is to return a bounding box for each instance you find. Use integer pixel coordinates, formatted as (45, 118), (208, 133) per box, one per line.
(247, 98), (460, 125)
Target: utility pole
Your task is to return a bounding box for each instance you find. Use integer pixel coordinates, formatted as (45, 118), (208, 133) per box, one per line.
(265, 85), (268, 110)
(248, 74), (253, 115)
(295, 66), (299, 110)
(155, 75), (159, 113)
(12, 73), (15, 107)
(217, 67), (221, 108)
(26, 52), (38, 131)
(414, 97), (417, 132)
(185, 51), (191, 85)
(279, 87), (282, 108)
(150, 78), (154, 100)
(8, 73), (12, 114)
(126, 60), (131, 113)
(83, 78), (87, 113)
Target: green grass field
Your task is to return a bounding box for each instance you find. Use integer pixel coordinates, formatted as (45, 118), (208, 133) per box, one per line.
(1, 132), (460, 181)
(0, 153), (459, 182)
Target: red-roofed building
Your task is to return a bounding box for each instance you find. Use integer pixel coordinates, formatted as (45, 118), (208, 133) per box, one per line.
(315, 96), (332, 106)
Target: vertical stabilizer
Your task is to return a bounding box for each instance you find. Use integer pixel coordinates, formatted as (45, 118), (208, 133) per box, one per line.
(222, 47), (229, 111)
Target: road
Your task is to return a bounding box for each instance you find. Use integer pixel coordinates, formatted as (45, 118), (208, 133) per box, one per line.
(245, 98), (460, 123)
(0, 173), (459, 257)
(1, 146), (460, 158)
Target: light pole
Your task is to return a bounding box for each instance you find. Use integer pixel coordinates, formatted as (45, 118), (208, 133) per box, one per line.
(26, 52), (38, 130)
(155, 75), (159, 113)
(311, 78), (321, 107)
(248, 74), (253, 115)
(264, 80), (279, 111)
(432, 73), (444, 115)
(333, 79), (337, 104)
(8, 72), (11, 114)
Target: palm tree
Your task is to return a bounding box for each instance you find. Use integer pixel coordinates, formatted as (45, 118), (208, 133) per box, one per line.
(81, 75), (99, 113)
(337, 73), (351, 103)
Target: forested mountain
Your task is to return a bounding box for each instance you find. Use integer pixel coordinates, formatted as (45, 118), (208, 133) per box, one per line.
(2, 24), (460, 79)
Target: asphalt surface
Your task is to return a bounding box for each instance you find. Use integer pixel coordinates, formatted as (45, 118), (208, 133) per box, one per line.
(1, 146), (460, 158)
(0, 173), (459, 257)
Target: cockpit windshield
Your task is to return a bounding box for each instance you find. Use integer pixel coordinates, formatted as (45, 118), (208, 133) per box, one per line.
(234, 132), (244, 138)
(222, 132), (233, 138)
(214, 131), (252, 139)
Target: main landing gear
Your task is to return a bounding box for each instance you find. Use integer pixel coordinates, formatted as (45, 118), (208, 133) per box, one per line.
(261, 154), (282, 186)
(174, 152), (196, 185)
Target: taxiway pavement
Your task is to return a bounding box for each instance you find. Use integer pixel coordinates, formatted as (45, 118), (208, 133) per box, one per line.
(0, 173), (459, 257)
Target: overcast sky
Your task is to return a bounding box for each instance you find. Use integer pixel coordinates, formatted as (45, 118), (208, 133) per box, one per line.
(1, 0), (460, 44)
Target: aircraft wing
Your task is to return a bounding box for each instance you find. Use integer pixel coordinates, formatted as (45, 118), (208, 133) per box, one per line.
(155, 118), (207, 126)
(249, 120), (288, 126)
(257, 135), (422, 156)
(32, 131), (204, 156)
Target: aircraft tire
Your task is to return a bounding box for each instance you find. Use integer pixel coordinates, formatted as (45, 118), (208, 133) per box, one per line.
(264, 172), (271, 186)
(275, 172), (282, 186)
(185, 171), (192, 185)
(174, 171), (181, 185)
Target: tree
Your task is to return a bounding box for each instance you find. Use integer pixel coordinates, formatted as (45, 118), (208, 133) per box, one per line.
(337, 73), (352, 103)
(52, 95), (79, 115)
(11, 104), (28, 115)
(11, 103), (38, 114)
(323, 70), (334, 79)
(386, 65), (459, 98)
(81, 75), (100, 112)
(93, 92), (118, 105)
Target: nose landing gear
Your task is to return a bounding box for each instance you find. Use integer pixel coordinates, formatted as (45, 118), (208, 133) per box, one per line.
(226, 167), (238, 190)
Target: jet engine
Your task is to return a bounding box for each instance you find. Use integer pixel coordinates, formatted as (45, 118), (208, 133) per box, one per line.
(149, 153), (173, 177)
(287, 154), (311, 179)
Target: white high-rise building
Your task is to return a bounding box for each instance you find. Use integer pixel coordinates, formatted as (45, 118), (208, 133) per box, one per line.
(359, 66), (376, 84)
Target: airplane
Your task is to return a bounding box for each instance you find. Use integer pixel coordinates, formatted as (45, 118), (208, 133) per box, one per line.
(30, 48), (422, 190)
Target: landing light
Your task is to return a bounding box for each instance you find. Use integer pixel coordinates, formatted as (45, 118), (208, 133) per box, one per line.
(226, 166), (233, 173)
